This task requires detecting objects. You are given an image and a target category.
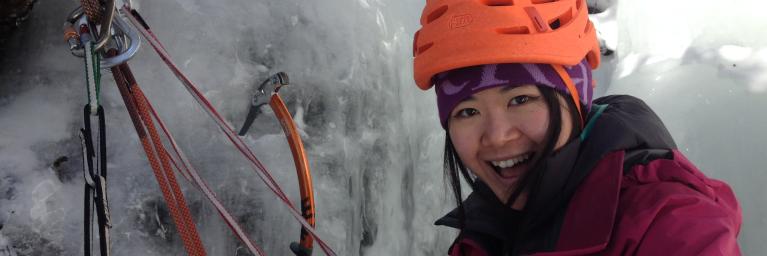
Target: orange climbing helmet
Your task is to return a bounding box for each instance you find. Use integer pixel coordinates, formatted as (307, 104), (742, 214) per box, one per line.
(413, 0), (601, 90)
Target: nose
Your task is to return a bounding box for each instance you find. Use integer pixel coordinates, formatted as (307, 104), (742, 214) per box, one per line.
(480, 110), (521, 148)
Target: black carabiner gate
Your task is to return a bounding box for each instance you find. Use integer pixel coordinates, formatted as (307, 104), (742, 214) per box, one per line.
(80, 104), (111, 256)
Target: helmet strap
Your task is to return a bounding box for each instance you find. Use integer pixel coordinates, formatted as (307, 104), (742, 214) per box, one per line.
(551, 64), (585, 129)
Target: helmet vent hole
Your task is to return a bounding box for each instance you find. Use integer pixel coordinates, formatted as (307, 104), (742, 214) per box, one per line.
(413, 31), (420, 56)
(550, 8), (573, 30)
(496, 26), (530, 35)
(531, 0), (557, 4)
(426, 6), (449, 23)
(549, 19), (561, 30)
(480, 0), (514, 6)
(417, 42), (434, 54)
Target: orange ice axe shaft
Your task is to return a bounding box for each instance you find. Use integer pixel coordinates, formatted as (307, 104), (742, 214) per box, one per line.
(240, 72), (316, 256)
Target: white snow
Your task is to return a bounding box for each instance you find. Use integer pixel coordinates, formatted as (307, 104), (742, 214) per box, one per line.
(603, 1), (767, 253)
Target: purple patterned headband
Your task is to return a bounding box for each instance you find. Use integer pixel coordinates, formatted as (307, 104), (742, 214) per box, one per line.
(434, 59), (593, 128)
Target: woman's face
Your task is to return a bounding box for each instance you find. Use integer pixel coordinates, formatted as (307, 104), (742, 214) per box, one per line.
(448, 85), (572, 209)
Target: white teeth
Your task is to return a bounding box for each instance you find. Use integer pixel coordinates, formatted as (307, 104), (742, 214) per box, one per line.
(491, 154), (530, 169)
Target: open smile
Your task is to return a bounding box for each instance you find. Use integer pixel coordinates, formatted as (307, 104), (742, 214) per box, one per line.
(486, 152), (534, 183)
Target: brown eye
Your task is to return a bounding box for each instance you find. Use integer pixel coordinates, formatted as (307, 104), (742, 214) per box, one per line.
(509, 95), (530, 106)
(453, 108), (479, 118)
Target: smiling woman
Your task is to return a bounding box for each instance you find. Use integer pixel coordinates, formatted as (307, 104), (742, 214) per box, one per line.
(412, 0), (742, 255)
(447, 84), (578, 210)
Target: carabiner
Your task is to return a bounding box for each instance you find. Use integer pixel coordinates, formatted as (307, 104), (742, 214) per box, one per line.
(93, 0), (117, 51)
(69, 12), (141, 68)
(99, 11), (141, 68)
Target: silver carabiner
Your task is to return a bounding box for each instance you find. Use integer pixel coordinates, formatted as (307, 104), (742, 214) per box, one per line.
(72, 11), (141, 68)
(65, 7), (85, 57)
(93, 0), (117, 51)
(99, 11), (141, 68)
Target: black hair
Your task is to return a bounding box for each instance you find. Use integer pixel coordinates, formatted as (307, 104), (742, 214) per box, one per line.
(443, 86), (585, 231)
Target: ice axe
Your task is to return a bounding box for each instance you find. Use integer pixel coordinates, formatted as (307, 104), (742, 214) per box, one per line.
(239, 72), (317, 255)
(239, 72), (290, 135)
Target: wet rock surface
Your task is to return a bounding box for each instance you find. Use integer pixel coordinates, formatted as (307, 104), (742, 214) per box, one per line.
(0, 0), (37, 44)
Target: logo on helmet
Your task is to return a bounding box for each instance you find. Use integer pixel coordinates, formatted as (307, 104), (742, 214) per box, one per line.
(450, 14), (473, 29)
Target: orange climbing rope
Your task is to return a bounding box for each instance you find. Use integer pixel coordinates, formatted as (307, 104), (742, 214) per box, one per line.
(110, 59), (207, 256)
(110, 53), (267, 255)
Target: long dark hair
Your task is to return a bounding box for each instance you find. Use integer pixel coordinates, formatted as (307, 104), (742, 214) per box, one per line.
(443, 86), (584, 230)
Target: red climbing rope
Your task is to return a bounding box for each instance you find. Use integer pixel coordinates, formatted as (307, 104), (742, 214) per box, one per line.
(110, 60), (207, 256)
(111, 56), (267, 255)
(122, 6), (336, 255)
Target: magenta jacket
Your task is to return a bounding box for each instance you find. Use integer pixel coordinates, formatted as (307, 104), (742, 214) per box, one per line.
(438, 96), (742, 255)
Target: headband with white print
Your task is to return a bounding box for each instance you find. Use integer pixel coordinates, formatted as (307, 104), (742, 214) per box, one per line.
(434, 59), (592, 128)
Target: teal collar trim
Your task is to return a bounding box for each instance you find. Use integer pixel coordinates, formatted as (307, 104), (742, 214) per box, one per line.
(580, 104), (608, 141)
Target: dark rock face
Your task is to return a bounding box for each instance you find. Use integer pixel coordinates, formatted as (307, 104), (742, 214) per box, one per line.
(0, 0), (37, 44)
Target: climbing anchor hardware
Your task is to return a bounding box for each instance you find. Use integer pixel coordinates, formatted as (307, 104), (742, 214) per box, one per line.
(64, 2), (141, 69)
(64, 1), (139, 255)
(77, 11), (113, 256)
(79, 105), (111, 256)
(64, 1), (336, 255)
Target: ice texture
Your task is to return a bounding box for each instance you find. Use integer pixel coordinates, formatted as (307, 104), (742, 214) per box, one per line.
(0, 0), (764, 255)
